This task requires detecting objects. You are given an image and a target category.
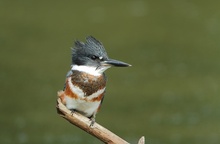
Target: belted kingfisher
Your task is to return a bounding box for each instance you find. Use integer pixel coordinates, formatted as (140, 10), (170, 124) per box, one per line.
(58, 36), (131, 126)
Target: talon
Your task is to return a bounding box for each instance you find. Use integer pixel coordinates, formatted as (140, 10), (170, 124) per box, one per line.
(70, 109), (75, 116)
(90, 117), (95, 127)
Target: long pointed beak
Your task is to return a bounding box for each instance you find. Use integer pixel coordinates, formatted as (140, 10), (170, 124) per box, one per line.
(102, 59), (131, 67)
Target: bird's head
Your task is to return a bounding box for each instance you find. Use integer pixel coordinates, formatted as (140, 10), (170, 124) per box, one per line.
(71, 36), (131, 75)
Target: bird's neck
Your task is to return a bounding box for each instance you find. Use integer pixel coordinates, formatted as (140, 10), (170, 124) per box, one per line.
(71, 65), (108, 76)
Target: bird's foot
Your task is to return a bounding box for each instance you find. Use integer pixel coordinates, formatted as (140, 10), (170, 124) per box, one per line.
(89, 117), (96, 127)
(69, 109), (75, 116)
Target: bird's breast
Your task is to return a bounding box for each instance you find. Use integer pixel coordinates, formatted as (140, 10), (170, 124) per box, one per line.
(70, 71), (106, 96)
(67, 76), (106, 101)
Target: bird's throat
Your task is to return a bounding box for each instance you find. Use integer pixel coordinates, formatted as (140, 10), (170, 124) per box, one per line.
(71, 65), (110, 76)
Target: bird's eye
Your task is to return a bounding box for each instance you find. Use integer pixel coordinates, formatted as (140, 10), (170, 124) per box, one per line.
(91, 55), (98, 60)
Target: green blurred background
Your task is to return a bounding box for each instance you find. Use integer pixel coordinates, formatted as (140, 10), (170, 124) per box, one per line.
(1, 0), (220, 144)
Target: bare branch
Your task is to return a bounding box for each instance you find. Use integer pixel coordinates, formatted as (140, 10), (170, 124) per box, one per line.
(56, 98), (144, 144)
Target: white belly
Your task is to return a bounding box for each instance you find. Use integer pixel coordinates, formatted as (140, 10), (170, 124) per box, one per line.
(65, 96), (101, 117)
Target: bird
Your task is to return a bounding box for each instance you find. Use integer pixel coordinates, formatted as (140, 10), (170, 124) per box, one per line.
(58, 36), (131, 126)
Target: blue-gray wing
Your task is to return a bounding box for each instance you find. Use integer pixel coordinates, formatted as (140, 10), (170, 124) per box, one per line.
(66, 70), (73, 77)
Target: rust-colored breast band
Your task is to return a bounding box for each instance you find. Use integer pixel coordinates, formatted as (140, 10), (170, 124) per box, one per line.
(65, 81), (78, 99)
(91, 92), (105, 102)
